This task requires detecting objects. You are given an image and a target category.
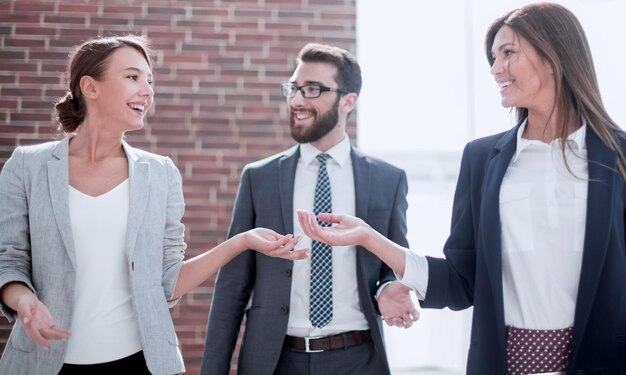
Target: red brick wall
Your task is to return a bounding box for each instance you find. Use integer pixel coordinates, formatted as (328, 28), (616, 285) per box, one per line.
(0, 1), (356, 373)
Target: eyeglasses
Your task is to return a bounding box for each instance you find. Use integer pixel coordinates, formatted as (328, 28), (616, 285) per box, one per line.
(280, 83), (348, 99)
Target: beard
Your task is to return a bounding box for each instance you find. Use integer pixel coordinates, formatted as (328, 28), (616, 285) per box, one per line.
(289, 97), (340, 143)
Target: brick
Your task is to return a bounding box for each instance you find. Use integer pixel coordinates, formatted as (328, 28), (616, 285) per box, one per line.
(4, 38), (46, 48)
(0, 125), (40, 134)
(102, 5), (142, 14)
(134, 18), (172, 27)
(14, 26), (57, 36)
(0, 14), (40, 23)
(29, 51), (72, 60)
(22, 100), (57, 109)
(277, 10), (316, 19)
(148, 6), (187, 16)
(189, 7), (229, 17)
(58, 4), (100, 13)
(19, 75), (61, 85)
(43, 16), (88, 25)
(234, 8), (274, 18)
(0, 100), (18, 109)
(220, 21), (259, 31)
(176, 19), (217, 28)
(11, 113), (53, 122)
(91, 16), (130, 26)
(14, 2), (55, 12)
(1, 88), (42, 97)
(0, 75), (16, 84)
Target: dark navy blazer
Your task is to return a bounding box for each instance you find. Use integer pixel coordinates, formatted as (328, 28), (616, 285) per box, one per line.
(423, 124), (626, 375)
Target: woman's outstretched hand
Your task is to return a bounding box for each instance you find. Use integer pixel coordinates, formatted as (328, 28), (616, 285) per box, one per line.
(17, 293), (71, 349)
(296, 210), (371, 247)
(243, 228), (309, 260)
(297, 209), (408, 277)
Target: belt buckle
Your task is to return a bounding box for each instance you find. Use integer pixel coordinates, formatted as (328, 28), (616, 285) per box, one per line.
(304, 335), (324, 353)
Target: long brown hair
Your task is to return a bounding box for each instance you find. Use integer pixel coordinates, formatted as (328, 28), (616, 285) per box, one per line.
(485, 2), (626, 180)
(55, 35), (153, 134)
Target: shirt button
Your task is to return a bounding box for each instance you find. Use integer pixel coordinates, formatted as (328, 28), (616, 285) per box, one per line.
(281, 305), (289, 314)
(285, 269), (292, 277)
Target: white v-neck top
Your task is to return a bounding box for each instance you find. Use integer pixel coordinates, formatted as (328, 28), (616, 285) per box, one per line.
(65, 179), (142, 363)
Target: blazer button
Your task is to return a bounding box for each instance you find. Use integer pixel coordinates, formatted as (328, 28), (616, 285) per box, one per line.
(281, 305), (289, 314)
(285, 269), (292, 277)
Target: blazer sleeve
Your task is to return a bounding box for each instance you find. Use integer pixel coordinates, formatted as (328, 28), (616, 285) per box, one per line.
(200, 166), (256, 375)
(380, 169), (409, 285)
(422, 142), (476, 310)
(161, 157), (186, 306)
(0, 147), (36, 321)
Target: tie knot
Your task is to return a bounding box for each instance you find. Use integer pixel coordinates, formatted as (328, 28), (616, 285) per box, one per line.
(316, 153), (331, 165)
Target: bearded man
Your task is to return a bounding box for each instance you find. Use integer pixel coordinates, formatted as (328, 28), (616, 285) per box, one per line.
(200, 43), (418, 375)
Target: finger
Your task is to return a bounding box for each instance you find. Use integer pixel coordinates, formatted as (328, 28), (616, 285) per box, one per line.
(41, 326), (71, 340)
(387, 317), (401, 327)
(301, 212), (319, 239)
(283, 235), (302, 250)
(296, 211), (313, 236)
(402, 316), (413, 328)
(286, 248), (310, 260)
(274, 234), (292, 247)
(410, 309), (420, 321)
(317, 212), (339, 224)
(25, 326), (49, 349)
(273, 248), (309, 260)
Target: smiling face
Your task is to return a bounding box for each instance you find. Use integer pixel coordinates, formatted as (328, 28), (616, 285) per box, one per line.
(287, 61), (345, 145)
(490, 25), (555, 112)
(89, 46), (154, 133)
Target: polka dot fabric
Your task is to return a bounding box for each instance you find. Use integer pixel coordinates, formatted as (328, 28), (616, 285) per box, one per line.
(506, 326), (573, 375)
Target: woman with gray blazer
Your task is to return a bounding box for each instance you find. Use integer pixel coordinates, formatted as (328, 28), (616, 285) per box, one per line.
(0, 35), (307, 375)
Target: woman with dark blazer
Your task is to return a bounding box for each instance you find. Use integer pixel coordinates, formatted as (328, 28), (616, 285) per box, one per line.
(298, 3), (626, 375)
(0, 35), (307, 375)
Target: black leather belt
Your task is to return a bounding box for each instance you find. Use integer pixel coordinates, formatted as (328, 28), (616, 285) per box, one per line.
(283, 330), (371, 353)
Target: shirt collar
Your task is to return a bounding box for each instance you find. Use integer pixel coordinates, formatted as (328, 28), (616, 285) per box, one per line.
(300, 134), (351, 167)
(512, 119), (587, 163)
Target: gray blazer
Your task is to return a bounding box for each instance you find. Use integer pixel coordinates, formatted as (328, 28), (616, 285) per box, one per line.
(0, 137), (187, 375)
(201, 145), (409, 375)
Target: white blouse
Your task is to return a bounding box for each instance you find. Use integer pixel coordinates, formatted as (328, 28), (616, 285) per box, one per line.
(402, 122), (588, 330)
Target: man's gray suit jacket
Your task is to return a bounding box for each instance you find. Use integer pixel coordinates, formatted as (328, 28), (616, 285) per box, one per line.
(201, 144), (409, 375)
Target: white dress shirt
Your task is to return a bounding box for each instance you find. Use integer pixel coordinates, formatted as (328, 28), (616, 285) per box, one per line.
(402, 122), (588, 330)
(288, 135), (370, 337)
(66, 180), (143, 363)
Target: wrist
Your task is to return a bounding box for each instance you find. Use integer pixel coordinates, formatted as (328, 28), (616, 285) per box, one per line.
(232, 232), (247, 255)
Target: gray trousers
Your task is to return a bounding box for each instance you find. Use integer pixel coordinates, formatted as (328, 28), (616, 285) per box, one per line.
(274, 340), (389, 375)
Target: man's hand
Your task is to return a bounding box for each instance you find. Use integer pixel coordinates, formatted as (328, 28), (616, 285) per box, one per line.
(378, 281), (419, 329)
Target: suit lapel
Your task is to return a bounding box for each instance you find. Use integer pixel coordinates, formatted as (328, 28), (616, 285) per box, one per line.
(122, 141), (150, 258)
(278, 146), (300, 234)
(571, 129), (616, 360)
(350, 148), (372, 284)
(351, 148), (371, 221)
(48, 137), (77, 268)
(480, 125), (518, 341)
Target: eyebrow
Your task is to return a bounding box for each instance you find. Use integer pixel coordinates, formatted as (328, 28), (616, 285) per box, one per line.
(288, 80), (326, 86)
